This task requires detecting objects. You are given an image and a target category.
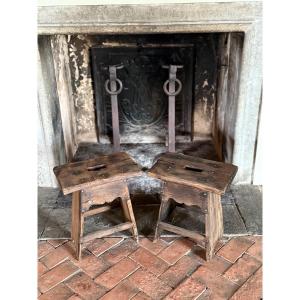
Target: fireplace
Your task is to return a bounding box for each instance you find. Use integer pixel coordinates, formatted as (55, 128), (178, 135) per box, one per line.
(38, 2), (262, 187)
(51, 32), (243, 157)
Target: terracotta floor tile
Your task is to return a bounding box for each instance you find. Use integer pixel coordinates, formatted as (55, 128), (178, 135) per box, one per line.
(131, 292), (152, 300)
(73, 249), (110, 279)
(39, 283), (74, 300)
(95, 257), (139, 289)
(100, 279), (139, 300)
(40, 242), (74, 269)
(38, 261), (48, 277)
(103, 237), (124, 246)
(204, 255), (232, 274)
(67, 295), (82, 300)
(165, 277), (206, 300)
(37, 236), (262, 300)
(65, 272), (106, 300)
(128, 269), (172, 300)
(139, 237), (168, 255)
(100, 239), (139, 265)
(38, 241), (54, 259)
(48, 239), (68, 248)
(85, 239), (114, 257)
(246, 236), (262, 261)
(39, 260), (79, 293)
(224, 253), (262, 286)
(159, 254), (201, 288)
(230, 267), (262, 300)
(158, 238), (194, 265)
(196, 288), (224, 300)
(130, 247), (168, 276)
(217, 237), (254, 263)
(192, 266), (238, 299)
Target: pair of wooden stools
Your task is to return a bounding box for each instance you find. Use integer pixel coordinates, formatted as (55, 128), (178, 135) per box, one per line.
(54, 152), (237, 261)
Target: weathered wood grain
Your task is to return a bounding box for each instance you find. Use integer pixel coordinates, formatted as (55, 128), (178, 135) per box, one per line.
(152, 152), (236, 261)
(81, 180), (128, 212)
(81, 222), (133, 243)
(54, 152), (141, 260)
(154, 195), (176, 242)
(83, 205), (111, 218)
(148, 152), (237, 194)
(163, 182), (208, 213)
(205, 192), (224, 260)
(158, 222), (206, 244)
(120, 184), (139, 242)
(72, 191), (83, 260)
(54, 152), (142, 194)
(121, 197), (139, 243)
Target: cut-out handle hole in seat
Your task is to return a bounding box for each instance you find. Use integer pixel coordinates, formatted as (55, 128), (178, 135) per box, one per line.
(184, 165), (203, 173)
(87, 164), (106, 171)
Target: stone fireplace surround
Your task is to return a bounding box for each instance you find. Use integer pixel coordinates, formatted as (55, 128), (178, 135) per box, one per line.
(38, 1), (262, 187)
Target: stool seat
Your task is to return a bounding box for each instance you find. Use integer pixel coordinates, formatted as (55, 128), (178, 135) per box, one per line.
(148, 152), (237, 194)
(149, 152), (237, 260)
(54, 152), (142, 260)
(54, 151), (142, 195)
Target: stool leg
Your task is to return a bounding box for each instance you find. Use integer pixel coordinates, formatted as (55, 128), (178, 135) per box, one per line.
(120, 187), (139, 243)
(205, 192), (224, 261)
(154, 196), (173, 242)
(72, 191), (83, 260)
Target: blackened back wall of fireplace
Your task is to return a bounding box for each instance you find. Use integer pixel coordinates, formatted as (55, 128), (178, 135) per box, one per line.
(67, 34), (219, 143)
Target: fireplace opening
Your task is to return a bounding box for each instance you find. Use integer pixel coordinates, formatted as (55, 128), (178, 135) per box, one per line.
(61, 32), (244, 167)
(35, 32), (244, 173)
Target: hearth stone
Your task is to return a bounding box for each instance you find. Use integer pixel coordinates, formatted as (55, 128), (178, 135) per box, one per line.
(38, 185), (261, 239)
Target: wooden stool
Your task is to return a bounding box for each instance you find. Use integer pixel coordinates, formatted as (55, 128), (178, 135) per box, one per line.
(148, 152), (237, 261)
(53, 152), (142, 260)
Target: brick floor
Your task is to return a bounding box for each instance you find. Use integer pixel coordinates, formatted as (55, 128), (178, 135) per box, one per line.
(165, 277), (206, 300)
(130, 247), (169, 276)
(38, 236), (262, 299)
(94, 257), (139, 289)
(217, 237), (254, 263)
(65, 272), (106, 299)
(158, 238), (195, 265)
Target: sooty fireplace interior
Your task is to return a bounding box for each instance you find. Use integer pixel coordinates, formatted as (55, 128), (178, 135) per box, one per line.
(91, 41), (193, 144)
(67, 33), (242, 158)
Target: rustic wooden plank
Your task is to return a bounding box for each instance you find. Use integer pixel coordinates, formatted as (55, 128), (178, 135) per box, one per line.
(53, 152), (142, 194)
(81, 181), (128, 211)
(72, 191), (83, 260)
(83, 205), (111, 218)
(159, 222), (206, 244)
(81, 222), (133, 243)
(158, 152), (236, 173)
(163, 182), (208, 213)
(120, 184), (139, 242)
(154, 196), (176, 242)
(205, 192), (223, 261)
(121, 197), (139, 243)
(148, 152), (237, 194)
